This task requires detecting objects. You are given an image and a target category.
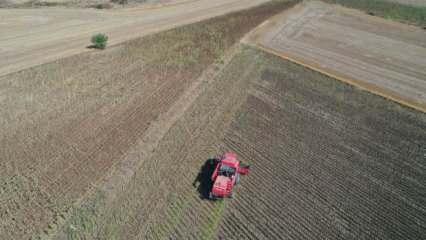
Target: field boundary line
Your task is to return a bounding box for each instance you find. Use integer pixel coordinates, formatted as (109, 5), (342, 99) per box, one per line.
(248, 43), (426, 113)
(117, 0), (199, 12)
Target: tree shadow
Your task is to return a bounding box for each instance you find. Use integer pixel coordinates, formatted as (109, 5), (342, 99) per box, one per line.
(86, 45), (105, 50)
(193, 158), (217, 200)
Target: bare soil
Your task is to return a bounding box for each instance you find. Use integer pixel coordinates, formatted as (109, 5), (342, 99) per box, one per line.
(245, 1), (426, 112)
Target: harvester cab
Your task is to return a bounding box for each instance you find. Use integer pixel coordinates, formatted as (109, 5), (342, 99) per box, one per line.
(209, 152), (250, 199)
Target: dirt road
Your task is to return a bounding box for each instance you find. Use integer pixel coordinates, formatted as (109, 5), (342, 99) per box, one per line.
(245, 1), (426, 112)
(0, 0), (269, 76)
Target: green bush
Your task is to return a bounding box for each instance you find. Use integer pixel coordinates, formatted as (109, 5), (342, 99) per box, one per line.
(91, 33), (109, 49)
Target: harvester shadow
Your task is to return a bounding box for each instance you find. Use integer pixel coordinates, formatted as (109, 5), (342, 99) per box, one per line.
(193, 158), (216, 200)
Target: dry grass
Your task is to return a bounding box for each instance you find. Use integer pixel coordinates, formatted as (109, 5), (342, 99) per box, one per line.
(1, 0), (190, 8)
(322, 0), (426, 26)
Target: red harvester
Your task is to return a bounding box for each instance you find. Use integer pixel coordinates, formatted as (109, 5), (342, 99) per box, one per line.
(210, 152), (250, 199)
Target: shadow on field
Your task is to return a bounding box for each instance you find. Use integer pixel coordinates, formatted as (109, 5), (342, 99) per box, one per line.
(193, 158), (216, 200)
(86, 45), (103, 49)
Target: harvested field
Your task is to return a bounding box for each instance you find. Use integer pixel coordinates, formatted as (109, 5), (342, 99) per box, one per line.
(0, 1), (299, 239)
(246, 1), (426, 112)
(2, 0), (425, 239)
(216, 47), (426, 239)
(56, 45), (426, 239)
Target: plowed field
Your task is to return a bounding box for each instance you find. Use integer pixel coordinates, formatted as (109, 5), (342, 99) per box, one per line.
(246, 1), (426, 112)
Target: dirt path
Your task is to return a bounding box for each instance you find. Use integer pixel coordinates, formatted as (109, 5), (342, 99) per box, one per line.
(0, 0), (269, 76)
(245, 1), (426, 112)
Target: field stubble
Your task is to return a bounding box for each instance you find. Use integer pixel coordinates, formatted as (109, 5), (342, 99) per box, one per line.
(0, 1), (300, 239)
(1, 0), (423, 238)
(59, 45), (426, 239)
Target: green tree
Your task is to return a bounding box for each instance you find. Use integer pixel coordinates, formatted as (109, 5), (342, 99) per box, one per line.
(91, 33), (108, 49)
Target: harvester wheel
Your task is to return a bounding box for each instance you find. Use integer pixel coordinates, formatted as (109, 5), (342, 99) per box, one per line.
(209, 192), (215, 200)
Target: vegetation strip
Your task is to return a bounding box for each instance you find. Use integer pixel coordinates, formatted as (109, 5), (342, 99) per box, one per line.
(322, 0), (426, 26)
